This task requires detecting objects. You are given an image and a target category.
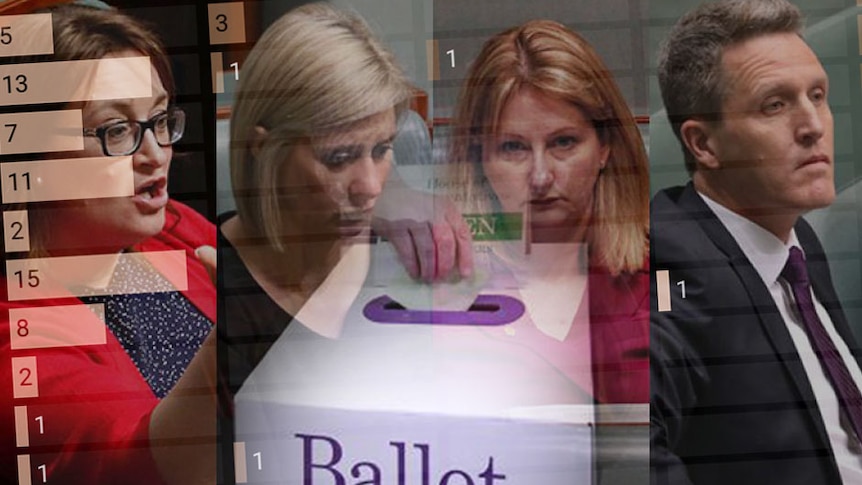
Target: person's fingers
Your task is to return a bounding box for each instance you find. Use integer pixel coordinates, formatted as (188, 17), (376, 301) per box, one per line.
(194, 245), (217, 285)
(431, 222), (456, 279)
(409, 222), (436, 282)
(385, 221), (421, 279)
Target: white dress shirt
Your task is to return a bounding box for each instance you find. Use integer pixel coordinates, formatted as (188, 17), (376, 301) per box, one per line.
(700, 191), (862, 484)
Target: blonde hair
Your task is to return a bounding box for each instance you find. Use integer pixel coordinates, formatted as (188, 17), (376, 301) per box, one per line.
(448, 19), (648, 275)
(230, 3), (413, 251)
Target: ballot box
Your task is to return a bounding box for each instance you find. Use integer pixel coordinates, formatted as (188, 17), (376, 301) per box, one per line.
(233, 235), (597, 484)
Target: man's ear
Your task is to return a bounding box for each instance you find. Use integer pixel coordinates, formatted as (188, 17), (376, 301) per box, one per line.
(250, 126), (268, 159)
(680, 118), (721, 170)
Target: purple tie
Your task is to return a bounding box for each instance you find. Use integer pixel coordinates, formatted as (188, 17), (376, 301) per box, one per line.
(782, 246), (862, 441)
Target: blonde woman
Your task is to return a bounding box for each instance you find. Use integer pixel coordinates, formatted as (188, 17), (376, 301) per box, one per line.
(448, 20), (650, 403)
(219, 2), (434, 399)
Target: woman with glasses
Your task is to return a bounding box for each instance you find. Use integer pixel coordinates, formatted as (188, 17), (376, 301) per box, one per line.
(0, 4), (215, 485)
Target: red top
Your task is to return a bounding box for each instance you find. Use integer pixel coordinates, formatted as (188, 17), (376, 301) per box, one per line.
(0, 201), (216, 485)
(588, 264), (650, 404)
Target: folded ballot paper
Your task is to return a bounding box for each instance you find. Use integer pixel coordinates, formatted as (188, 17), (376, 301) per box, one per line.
(233, 216), (596, 484)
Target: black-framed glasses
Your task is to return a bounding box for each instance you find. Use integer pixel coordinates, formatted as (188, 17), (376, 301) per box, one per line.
(82, 107), (186, 157)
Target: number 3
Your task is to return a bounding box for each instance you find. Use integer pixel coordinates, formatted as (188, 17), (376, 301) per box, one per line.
(216, 14), (228, 32)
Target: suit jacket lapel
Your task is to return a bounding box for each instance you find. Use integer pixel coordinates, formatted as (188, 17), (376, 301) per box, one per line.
(677, 184), (832, 450)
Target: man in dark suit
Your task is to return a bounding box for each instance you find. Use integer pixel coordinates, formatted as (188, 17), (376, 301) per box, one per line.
(650, 1), (862, 484)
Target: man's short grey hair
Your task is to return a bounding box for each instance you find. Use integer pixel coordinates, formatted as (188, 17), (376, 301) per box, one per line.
(658, 0), (804, 174)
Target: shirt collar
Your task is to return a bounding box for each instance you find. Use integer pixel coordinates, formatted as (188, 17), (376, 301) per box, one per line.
(698, 190), (800, 286)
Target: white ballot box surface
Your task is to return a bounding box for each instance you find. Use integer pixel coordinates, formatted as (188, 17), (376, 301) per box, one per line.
(234, 231), (596, 484)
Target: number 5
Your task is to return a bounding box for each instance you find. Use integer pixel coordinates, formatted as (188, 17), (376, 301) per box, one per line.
(0, 26), (11, 45)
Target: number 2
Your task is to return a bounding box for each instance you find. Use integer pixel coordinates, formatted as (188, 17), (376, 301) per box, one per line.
(216, 13), (228, 32)
(10, 220), (23, 240)
(19, 367), (32, 386)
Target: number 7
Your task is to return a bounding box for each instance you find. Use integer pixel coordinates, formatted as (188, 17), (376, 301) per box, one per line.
(5, 123), (16, 143)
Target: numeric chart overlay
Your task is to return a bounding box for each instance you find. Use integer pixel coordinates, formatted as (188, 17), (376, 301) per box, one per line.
(11, 356), (38, 399)
(656, 270), (672, 312)
(235, 441), (248, 483)
(211, 51), (225, 94)
(17, 454), (31, 485)
(0, 110), (83, 155)
(6, 250), (189, 301)
(427, 39), (440, 81)
(4, 210), (29, 253)
(0, 57), (151, 107)
(1, 156), (133, 204)
(10, 304), (107, 350)
(208, 2), (246, 45)
(0, 14), (53, 58)
(15, 405), (29, 447)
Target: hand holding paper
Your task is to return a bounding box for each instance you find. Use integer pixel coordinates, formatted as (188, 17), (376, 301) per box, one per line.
(372, 170), (473, 282)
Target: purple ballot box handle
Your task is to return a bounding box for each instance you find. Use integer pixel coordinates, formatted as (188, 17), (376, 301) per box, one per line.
(363, 295), (525, 326)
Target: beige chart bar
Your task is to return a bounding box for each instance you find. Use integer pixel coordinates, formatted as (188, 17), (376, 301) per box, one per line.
(234, 441), (248, 483)
(426, 39), (440, 81)
(0, 156), (133, 204)
(656, 270), (671, 312)
(10, 304), (107, 350)
(211, 51), (225, 94)
(14, 406), (28, 447)
(17, 454), (31, 485)
(4, 210), (29, 253)
(0, 56), (151, 108)
(6, 250), (189, 301)
(0, 14), (53, 58)
(0, 109), (83, 155)
(11, 356), (38, 399)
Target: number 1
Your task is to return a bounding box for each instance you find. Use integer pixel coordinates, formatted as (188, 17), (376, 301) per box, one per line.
(230, 62), (239, 81)
(446, 49), (455, 68)
(37, 463), (46, 482)
(252, 451), (262, 470)
(35, 415), (43, 434)
(677, 280), (686, 299)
